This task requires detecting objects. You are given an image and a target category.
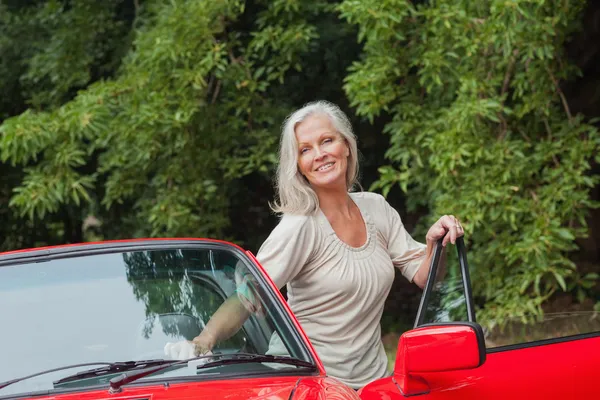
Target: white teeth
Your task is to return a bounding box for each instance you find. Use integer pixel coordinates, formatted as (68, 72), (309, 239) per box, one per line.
(317, 162), (334, 172)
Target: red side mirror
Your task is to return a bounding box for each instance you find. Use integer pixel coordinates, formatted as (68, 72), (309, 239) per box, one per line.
(394, 323), (486, 396)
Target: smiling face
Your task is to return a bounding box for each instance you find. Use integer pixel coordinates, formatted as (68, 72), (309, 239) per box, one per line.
(295, 113), (350, 192)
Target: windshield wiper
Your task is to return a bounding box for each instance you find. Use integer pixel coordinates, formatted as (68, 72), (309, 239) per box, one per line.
(195, 353), (316, 370)
(0, 359), (173, 391)
(0, 362), (113, 391)
(108, 353), (316, 393)
(53, 359), (176, 385)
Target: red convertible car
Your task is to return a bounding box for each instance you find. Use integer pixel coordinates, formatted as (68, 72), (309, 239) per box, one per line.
(0, 237), (598, 399)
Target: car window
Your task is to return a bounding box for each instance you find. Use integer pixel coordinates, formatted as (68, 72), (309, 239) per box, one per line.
(0, 245), (311, 397)
(415, 239), (474, 327)
(418, 264), (468, 325)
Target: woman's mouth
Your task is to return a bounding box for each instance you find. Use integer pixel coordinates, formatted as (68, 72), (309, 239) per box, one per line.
(316, 162), (335, 172)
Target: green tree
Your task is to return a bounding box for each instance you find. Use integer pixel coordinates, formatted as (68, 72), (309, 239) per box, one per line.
(339, 0), (600, 326)
(0, 0), (360, 251)
(0, 0), (135, 247)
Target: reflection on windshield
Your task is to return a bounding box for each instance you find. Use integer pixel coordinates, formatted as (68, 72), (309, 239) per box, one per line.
(123, 249), (246, 346)
(0, 245), (303, 397)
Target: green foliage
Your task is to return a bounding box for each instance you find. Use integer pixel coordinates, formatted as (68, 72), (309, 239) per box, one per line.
(0, 0), (350, 246)
(340, 0), (600, 327)
(0, 0), (128, 111)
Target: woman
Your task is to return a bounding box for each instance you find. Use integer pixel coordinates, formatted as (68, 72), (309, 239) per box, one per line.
(192, 100), (464, 389)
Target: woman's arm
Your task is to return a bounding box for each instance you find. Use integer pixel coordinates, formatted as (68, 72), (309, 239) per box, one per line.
(192, 295), (250, 354)
(192, 216), (316, 355)
(412, 241), (447, 289)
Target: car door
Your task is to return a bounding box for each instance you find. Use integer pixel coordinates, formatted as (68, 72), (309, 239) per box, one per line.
(360, 237), (600, 399)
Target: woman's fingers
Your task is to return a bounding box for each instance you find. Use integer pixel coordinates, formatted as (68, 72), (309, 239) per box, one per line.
(453, 216), (465, 238)
(192, 334), (213, 356)
(439, 215), (464, 246)
(428, 215), (465, 246)
(438, 215), (451, 246)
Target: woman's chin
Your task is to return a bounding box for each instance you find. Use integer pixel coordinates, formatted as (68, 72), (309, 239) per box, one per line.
(310, 175), (347, 191)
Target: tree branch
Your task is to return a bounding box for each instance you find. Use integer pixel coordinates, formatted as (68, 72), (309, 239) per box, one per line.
(132, 0), (140, 28)
(211, 80), (222, 104)
(497, 113), (508, 140)
(517, 128), (531, 143)
(543, 117), (553, 138)
(543, 118), (560, 166)
(501, 50), (519, 97)
(546, 66), (573, 122)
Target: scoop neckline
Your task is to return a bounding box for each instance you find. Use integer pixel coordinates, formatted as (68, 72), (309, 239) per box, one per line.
(316, 193), (374, 252)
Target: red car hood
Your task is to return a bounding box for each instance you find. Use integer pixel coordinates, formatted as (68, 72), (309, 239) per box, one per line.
(17, 376), (358, 400)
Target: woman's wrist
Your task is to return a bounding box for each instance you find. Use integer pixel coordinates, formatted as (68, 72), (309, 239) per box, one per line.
(192, 327), (217, 354)
(205, 327), (218, 346)
(425, 236), (436, 253)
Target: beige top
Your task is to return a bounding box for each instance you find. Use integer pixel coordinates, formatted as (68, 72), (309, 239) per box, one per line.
(256, 191), (426, 388)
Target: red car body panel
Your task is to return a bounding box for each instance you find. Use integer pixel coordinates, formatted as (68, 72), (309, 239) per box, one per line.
(18, 376), (358, 400)
(393, 324), (483, 396)
(360, 334), (600, 399)
(396, 325), (482, 373)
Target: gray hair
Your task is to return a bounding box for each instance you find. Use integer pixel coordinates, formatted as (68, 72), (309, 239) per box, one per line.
(270, 100), (360, 215)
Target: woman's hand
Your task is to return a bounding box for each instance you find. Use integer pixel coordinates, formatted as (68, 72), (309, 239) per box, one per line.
(425, 215), (464, 247)
(192, 328), (217, 356)
(164, 340), (196, 360)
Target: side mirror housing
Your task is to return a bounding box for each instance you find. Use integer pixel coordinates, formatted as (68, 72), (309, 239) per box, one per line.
(394, 322), (486, 396)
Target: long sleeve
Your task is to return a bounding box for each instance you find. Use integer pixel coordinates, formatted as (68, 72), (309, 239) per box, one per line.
(381, 197), (426, 282)
(255, 214), (318, 289)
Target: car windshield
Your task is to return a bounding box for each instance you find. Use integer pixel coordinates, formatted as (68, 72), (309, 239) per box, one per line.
(0, 243), (312, 397)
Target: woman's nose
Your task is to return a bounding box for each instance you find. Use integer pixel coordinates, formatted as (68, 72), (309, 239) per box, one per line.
(314, 147), (326, 160)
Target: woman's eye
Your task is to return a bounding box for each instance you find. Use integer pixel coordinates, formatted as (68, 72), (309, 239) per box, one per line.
(323, 138), (332, 144)
(300, 148), (309, 154)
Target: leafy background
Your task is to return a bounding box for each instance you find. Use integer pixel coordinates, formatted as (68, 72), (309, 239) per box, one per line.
(1, 0), (600, 334)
